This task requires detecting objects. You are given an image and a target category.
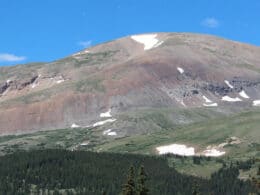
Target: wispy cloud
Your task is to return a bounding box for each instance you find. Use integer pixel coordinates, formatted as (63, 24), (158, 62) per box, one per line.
(78, 40), (92, 48)
(0, 53), (26, 62)
(201, 17), (220, 28)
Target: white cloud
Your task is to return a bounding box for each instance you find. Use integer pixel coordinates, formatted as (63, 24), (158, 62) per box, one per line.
(78, 40), (92, 48)
(201, 17), (220, 28)
(0, 53), (26, 62)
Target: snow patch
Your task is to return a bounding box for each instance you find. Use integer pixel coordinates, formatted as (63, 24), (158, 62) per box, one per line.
(156, 144), (195, 156)
(175, 98), (186, 107)
(203, 103), (218, 107)
(80, 141), (89, 146)
(83, 50), (89, 54)
(175, 98), (187, 107)
(103, 129), (117, 136)
(31, 75), (41, 89)
(100, 109), (112, 118)
(49, 75), (66, 84)
(156, 143), (227, 157)
(253, 100), (260, 106)
(202, 95), (218, 107)
(218, 137), (241, 148)
(202, 149), (225, 157)
(221, 96), (242, 102)
(73, 50), (90, 56)
(177, 67), (184, 74)
(224, 80), (234, 89)
(202, 137), (241, 157)
(56, 76), (65, 84)
(107, 131), (117, 136)
(103, 129), (112, 135)
(31, 83), (38, 89)
(6, 79), (11, 84)
(71, 123), (80, 128)
(202, 95), (212, 103)
(92, 118), (116, 127)
(131, 34), (160, 50)
(56, 80), (64, 84)
(239, 90), (250, 99)
(228, 136), (241, 145)
(180, 100), (186, 107)
(218, 143), (228, 148)
(153, 41), (164, 48)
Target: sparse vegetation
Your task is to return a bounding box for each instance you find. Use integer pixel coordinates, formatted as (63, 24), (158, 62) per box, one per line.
(0, 109), (259, 178)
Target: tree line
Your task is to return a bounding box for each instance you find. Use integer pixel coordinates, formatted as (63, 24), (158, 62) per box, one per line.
(0, 149), (257, 194)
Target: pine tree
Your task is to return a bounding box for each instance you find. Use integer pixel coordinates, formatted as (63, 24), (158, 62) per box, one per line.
(53, 188), (60, 195)
(137, 165), (149, 195)
(121, 166), (135, 195)
(192, 181), (200, 195)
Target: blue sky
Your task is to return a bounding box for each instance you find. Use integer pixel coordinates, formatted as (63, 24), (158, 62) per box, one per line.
(0, 0), (260, 66)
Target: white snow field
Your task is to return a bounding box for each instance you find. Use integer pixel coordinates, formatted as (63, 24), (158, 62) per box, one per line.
(100, 109), (112, 118)
(156, 143), (228, 157)
(31, 82), (38, 89)
(253, 100), (260, 106)
(31, 74), (41, 88)
(224, 80), (234, 89)
(131, 34), (163, 50)
(103, 129), (112, 135)
(56, 80), (64, 84)
(202, 95), (212, 103)
(239, 90), (250, 99)
(156, 144), (195, 156)
(202, 149), (226, 157)
(56, 76), (65, 84)
(71, 123), (80, 128)
(6, 79), (12, 84)
(103, 129), (117, 136)
(180, 100), (186, 107)
(203, 103), (218, 107)
(107, 131), (117, 136)
(80, 141), (89, 146)
(202, 95), (218, 107)
(177, 67), (184, 74)
(153, 41), (164, 48)
(221, 96), (242, 102)
(92, 118), (117, 127)
(174, 97), (186, 107)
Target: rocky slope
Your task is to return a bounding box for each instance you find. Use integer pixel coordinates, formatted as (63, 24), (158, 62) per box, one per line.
(0, 33), (260, 134)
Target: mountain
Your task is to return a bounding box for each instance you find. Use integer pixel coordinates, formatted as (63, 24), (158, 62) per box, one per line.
(1, 33), (260, 133)
(0, 33), (259, 169)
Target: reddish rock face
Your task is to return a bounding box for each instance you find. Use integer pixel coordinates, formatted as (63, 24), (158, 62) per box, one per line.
(0, 33), (260, 134)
